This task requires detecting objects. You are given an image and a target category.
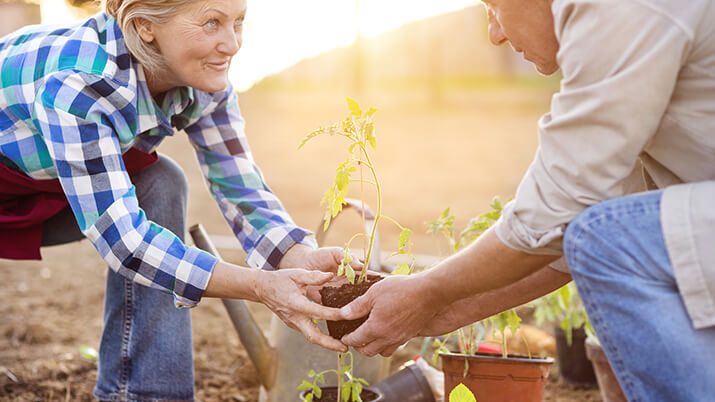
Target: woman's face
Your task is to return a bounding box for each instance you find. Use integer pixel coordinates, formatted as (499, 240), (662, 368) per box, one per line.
(483, 0), (559, 75)
(140, 0), (246, 94)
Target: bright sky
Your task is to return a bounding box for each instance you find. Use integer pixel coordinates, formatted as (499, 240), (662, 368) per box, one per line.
(41, 0), (478, 91)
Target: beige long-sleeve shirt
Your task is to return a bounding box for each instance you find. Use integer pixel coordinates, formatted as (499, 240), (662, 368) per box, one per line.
(494, 0), (715, 329)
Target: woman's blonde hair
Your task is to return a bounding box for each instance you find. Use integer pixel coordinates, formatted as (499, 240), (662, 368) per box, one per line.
(103, 0), (190, 76)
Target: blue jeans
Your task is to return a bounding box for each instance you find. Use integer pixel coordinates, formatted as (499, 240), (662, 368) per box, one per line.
(564, 190), (715, 402)
(43, 155), (195, 401)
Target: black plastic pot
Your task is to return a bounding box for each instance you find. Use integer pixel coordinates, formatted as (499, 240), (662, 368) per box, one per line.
(300, 386), (383, 402)
(555, 326), (597, 386)
(372, 363), (436, 402)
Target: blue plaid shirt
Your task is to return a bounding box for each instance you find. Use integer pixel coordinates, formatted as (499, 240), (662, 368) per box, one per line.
(0, 13), (315, 308)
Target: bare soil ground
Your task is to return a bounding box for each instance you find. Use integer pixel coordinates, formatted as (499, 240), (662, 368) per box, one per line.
(1, 85), (602, 401)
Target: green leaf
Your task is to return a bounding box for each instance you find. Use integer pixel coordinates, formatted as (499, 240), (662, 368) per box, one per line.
(308, 369), (316, 378)
(342, 380), (352, 402)
(398, 228), (412, 253)
(365, 122), (377, 149)
(304, 393), (314, 402)
(506, 309), (522, 336)
(345, 264), (356, 284)
(366, 106), (377, 117)
(392, 263), (411, 276)
(79, 345), (98, 362)
(299, 128), (326, 149)
(352, 382), (363, 402)
(347, 97), (362, 116)
(297, 380), (314, 392)
(449, 383), (476, 402)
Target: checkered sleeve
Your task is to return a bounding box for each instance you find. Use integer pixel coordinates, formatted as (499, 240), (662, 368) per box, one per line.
(32, 71), (218, 308)
(185, 86), (316, 270)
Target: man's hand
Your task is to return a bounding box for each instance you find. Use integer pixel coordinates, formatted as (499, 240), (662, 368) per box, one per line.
(339, 274), (446, 357)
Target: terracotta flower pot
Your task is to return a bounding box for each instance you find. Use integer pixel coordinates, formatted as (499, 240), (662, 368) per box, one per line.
(585, 337), (627, 402)
(300, 386), (383, 402)
(441, 352), (554, 402)
(320, 275), (383, 340)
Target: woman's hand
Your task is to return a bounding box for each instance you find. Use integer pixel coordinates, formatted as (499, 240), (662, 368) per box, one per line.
(256, 268), (348, 352)
(205, 261), (347, 352)
(279, 245), (364, 302)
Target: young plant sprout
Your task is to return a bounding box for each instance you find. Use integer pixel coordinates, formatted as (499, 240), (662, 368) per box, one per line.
(428, 198), (526, 359)
(533, 282), (594, 346)
(299, 98), (415, 284)
(297, 351), (369, 402)
(298, 98), (415, 401)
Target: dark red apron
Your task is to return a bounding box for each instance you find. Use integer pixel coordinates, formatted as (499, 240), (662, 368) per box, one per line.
(0, 148), (158, 260)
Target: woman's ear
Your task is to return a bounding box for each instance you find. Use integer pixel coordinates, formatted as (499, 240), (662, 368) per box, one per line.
(133, 18), (155, 43)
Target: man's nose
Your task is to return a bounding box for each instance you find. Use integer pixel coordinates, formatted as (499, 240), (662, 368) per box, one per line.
(487, 11), (508, 46)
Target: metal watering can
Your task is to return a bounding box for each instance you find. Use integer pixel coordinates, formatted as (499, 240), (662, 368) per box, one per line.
(189, 199), (391, 402)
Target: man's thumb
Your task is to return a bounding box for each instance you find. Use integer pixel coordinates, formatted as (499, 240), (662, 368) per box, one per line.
(340, 294), (372, 320)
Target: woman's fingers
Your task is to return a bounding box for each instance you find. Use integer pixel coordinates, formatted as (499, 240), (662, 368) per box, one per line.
(295, 318), (347, 352)
(291, 270), (335, 286)
(292, 295), (344, 321)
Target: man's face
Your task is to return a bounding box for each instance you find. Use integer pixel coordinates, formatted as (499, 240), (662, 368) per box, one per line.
(483, 0), (559, 75)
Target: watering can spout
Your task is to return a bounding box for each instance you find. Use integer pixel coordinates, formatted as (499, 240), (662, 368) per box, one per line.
(189, 224), (276, 390)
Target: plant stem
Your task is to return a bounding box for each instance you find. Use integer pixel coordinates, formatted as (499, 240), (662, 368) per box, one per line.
(358, 145), (381, 283)
(380, 214), (407, 231)
(337, 352), (343, 402)
(502, 333), (508, 359)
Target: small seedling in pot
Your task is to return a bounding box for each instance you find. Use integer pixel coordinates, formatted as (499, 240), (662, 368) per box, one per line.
(298, 98), (414, 401)
(428, 198), (527, 359)
(533, 282), (594, 346)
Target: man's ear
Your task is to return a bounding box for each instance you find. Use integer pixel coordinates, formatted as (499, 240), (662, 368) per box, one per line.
(133, 18), (155, 43)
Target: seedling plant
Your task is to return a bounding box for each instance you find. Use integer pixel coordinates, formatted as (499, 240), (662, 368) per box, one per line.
(297, 98), (414, 401)
(533, 282), (594, 345)
(428, 198), (528, 364)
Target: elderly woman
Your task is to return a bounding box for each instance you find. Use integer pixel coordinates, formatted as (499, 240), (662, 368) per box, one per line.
(339, 0), (715, 400)
(0, 0), (350, 400)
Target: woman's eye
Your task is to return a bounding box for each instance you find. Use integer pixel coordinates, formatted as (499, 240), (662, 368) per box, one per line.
(234, 19), (244, 31)
(204, 19), (220, 30)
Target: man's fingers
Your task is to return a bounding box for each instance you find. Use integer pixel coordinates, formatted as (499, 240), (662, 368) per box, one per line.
(341, 319), (373, 347)
(379, 343), (401, 357)
(296, 319), (347, 353)
(339, 293), (373, 320)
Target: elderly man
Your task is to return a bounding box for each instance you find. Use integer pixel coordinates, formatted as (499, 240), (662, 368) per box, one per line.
(338, 0), (715, 400)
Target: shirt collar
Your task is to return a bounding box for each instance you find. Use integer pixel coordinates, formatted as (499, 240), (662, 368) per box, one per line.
(135, 64), (195, 136)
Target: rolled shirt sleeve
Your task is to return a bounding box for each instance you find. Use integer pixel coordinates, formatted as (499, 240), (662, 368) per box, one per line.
(33, 70), (218, 308)
(495, 0), (690, 255)
(185, 86), (316, 270)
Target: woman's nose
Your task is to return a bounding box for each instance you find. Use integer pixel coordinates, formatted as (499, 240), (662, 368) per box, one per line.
(218, 28), (241, 56)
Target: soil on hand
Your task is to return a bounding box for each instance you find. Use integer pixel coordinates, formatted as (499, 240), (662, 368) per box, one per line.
(320, 276), (383, 339)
